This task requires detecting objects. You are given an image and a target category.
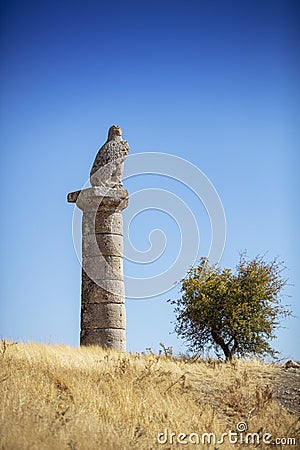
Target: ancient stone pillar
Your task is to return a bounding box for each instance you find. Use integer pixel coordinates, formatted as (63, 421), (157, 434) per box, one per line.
(67, 126), (129, 351)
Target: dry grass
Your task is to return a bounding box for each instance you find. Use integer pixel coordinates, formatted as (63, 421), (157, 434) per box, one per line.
(0, 341), (299, 449)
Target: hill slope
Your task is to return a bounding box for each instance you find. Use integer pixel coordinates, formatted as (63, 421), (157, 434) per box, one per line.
(0, 342), (299, 449)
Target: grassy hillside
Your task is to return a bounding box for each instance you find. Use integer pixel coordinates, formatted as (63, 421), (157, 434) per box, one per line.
(0, 342), (298, 449)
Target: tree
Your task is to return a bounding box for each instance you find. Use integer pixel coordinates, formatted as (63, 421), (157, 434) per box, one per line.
(169, 255), (292, 361)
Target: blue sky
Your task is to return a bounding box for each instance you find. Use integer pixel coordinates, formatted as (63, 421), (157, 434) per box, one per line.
(1, 0), (299, 359)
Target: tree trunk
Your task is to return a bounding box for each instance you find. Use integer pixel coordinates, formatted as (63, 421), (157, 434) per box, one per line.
(211, 330), (233, 361)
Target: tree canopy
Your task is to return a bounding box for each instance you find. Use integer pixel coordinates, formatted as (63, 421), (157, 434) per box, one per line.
(169, 255), (291, 361)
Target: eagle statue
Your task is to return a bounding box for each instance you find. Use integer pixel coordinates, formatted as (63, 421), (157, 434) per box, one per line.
(90, 125), (130, 188)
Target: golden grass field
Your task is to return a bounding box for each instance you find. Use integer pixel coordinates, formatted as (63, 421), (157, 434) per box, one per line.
(0, 341), (299, 449)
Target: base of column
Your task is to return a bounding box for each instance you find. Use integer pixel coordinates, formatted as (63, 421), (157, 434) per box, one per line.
(80, 328), (126, 351)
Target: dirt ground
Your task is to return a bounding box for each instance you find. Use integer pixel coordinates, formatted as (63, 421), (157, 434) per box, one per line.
(272, 367), (300, 415)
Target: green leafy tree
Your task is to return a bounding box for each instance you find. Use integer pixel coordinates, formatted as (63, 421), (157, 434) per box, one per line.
(169, 255), (292, 361)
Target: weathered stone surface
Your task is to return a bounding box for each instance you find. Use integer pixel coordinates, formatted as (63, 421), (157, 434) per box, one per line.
(90, 125), (130, 188)
(67, 190), (81, 203)
(82, 255), (123, 281)
(82, 276), (125, 303)
(82, 233), (123, 257)
(82, 210), (123, 236)
(68, 125), (129, 351)
(68, 186), (128, 211)
(80, 328), (126, 351)
(284, 360), (300, 370)
(81, 303), (126, 329)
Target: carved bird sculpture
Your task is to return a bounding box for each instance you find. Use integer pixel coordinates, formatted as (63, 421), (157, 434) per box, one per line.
(90, 125), (130, 188)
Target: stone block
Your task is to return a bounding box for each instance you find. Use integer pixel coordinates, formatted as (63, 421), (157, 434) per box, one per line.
(81, 303), (126, 329)
(82, 276), (125, 303)
(82, 233), (123, 257)
(82, 210), (123, 236)
(68, 186), (128, 211)
(80, 328), (126, 351)
(82, 255), (123, 281)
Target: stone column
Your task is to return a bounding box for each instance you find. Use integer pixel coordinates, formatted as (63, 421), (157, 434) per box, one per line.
(67, 186), (128, 351)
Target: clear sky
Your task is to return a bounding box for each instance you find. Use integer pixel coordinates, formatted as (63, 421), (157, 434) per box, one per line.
(1, 0), (299, 359)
